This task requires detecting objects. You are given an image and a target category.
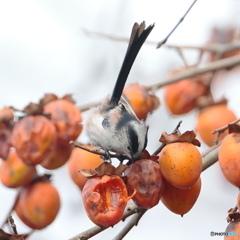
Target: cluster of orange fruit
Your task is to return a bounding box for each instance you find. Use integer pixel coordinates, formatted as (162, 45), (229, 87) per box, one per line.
(69, 130), (202, 228)
(0, 94), (82, 229)
(0, 84), (158, 231)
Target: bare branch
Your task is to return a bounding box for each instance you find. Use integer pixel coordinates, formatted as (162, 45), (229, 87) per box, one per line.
(112, 209), (147, 240)
(212, 118), (240, 134)
(69, 141), (132, 162)
(157, 0), (197, 48)
(149, 54), (240, 90)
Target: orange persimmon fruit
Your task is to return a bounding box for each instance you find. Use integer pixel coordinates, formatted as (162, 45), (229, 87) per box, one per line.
(82, 175), (130, 227)
(159, 142), (202, 189)
(0, 148), (36, 188)
(124, 159), (164, 209)
(161, 177), (201, 216)
(14, 181), (60, 230)
(164, 78), (208, 115)
(123, 83), (160, 120)
(43, 99), (82, 144)
(219, 132), (240, 187)
(40, 141), (73, 170)
(11, 115), (56, 166)
(67, 146), (102, 190)
(196, 104), (237, 147)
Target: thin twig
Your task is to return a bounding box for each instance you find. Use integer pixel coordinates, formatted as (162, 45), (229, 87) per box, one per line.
(212, 118), (240, 134)
(157, 0), (197, 48)
(68, 203), (138, 240)
(1, 190), (21, 228)
(83, 27), (240, 54)
(69, 141), (131, 161)
(175, 48), (189, 67)
(152, 120), (182, 155)
(111, 209), (147, 240)
(8, 215), (18, 234)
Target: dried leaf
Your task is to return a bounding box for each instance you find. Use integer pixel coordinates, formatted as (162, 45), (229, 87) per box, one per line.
(23, 102), (43, 115)
(39, 93), (58, 107)
(114, 164), (129, 176)
(159, 130), (201, 147)
(95, 162), (116, 175)
(78, 168), (97, 178)
(0, 107), (14, 122)
(228, 123), (240, 134)
(61, 94), (76, 104)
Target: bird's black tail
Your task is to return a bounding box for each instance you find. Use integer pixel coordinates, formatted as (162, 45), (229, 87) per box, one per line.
(109, 21), (154, 107)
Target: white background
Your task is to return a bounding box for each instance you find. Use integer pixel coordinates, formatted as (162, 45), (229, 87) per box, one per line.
(1, 0), (240, 239)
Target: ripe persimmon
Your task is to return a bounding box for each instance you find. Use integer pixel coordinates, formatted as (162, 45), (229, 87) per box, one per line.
(159, 142), (202, 189)
(123, 83), (160, 120)
(0, 148), (36, 188)
(161, 177), (201, 216)
(124, 159), (164, 209)
(40, 141), (73, 170)
(219, 132), (240, 187)
(11, 115), (56, 166)
(14, 180), (60, 230)
(67, 146), (102, 190)
(82, 175), (130, 227)
(164, 77), (208, 115)
(196, 104), (237, 147)
(43, 99), (82, 144)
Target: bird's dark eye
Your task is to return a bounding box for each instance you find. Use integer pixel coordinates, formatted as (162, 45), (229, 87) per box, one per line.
(127, 146), (131, 151)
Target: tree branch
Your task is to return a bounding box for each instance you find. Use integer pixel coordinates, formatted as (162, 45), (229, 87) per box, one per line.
(78, 55), (240, 112)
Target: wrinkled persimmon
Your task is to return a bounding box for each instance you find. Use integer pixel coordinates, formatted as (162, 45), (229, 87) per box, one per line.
(124, 159), (164, 209)
(11, 115), (56, 166)
(67, 146), (102, 190)
(159, 142), (202, 189)
(40, 141), (73, 170)
(161, 177), (201, 216)
(82, 175), (130, 227)
(196, 104), (237, 147)
(0, 148), (36, 188)
(43, 99), (82, 144)
(219, 132), (240, 187)
(14, 181), (60, 230)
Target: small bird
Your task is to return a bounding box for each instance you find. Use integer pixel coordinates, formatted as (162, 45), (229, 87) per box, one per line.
(86, 21), (154, 161)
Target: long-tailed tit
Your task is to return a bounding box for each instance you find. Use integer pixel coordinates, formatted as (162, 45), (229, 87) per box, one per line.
(86, 21), (154, 161)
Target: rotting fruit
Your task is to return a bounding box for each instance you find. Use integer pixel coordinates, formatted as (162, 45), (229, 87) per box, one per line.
(11, 115), (56, 166)
(124, 159), (164, 209)
(40, 141), (73, 170)
(82, 175), (130, 227)
(14, 180), (60, 230)
(43, 99), (83, 144)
